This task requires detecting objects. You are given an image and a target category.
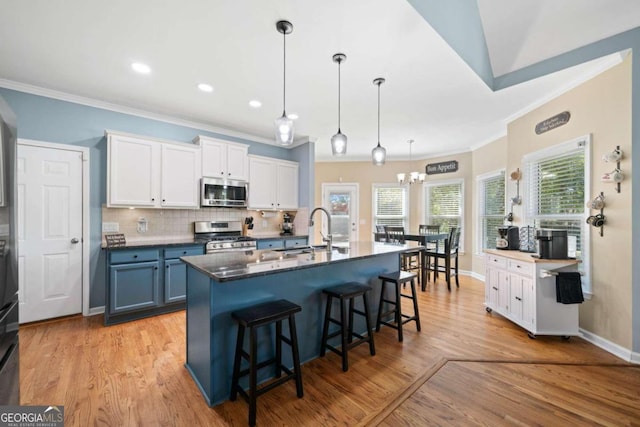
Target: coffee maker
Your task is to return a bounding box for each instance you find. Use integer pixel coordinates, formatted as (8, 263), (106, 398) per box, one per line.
(496, 226), (520, 250)
(280, 212), (295, 235)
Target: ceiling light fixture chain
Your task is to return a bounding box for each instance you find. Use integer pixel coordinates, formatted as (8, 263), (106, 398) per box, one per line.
(274, 20), (294, 146)
(331, 53), (348, 156)
(371, 77), (386, 165)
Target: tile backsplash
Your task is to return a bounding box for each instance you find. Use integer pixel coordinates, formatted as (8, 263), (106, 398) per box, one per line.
(101, 206), (309, 242)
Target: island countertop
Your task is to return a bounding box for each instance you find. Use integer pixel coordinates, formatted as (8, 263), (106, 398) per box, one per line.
(181, 241), (423, 282)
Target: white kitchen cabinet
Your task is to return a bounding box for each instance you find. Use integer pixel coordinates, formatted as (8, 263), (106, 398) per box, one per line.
(160, 143), (201, 207)
(248, 155), (298, 210)
(484, 250), (580, 338)
(194, 135), (248, 181)
(107, 131), (201, 208)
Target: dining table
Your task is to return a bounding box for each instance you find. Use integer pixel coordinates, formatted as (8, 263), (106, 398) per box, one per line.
(404, 233), (450, 288)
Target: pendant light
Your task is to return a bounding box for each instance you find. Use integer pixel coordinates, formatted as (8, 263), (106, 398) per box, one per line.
(275, 20), (294, 146)
(371, 77), (387, 165)
(331, 53), (347, 156)
(397, 139), (426, 184)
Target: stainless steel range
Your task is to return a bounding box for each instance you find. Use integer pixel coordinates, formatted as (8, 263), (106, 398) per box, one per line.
(194, 221), (257, 254)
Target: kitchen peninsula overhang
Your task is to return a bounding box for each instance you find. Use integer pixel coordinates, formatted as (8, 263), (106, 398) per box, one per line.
(181, 241), (424, 282)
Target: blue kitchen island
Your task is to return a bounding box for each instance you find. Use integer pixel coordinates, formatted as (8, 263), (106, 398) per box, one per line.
(181, 241), (422, 406)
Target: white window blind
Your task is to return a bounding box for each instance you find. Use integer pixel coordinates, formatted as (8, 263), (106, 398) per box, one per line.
(523, 136), (590, 292)
(424, 179), (464, 250)
(373, 185), (408, 228)
(477, 171), (505, 252)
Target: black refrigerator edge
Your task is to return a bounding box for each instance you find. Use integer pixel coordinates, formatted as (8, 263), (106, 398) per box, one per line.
(0, 93), (19, 405)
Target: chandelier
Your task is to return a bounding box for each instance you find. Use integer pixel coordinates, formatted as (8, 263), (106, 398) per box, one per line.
(397, 139), (426, 184)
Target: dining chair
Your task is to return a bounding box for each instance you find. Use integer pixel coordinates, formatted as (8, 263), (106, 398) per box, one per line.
(384, 226), (422, 285)
(425, 227), (461, 291)
(418, 224), (440, 251)
(374, 225), (387, 242)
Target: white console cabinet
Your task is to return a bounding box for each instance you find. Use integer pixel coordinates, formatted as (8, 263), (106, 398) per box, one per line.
(484, 250), (581, 338)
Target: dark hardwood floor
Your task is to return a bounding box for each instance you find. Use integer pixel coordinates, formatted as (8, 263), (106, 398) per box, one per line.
(20, 275), (640, 426)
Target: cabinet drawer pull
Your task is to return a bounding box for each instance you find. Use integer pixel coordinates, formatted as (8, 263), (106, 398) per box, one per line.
(492, 286), (498, 291)
(183, 251), (187, 254)
(515, 296), (522, 301)
(133, 255), (138, 258)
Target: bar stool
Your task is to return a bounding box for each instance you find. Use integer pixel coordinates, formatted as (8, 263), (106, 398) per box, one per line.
(376, 271), (421, 342)
(230, 299), (303, 427)
(320, 282), (376, 371)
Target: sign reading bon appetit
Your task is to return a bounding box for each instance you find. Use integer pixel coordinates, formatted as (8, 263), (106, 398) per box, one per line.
(425, 160), (458, 175)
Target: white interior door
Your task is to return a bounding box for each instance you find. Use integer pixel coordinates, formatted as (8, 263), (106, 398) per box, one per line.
(17, 143), (83, 323)
(322, 183), (359, 245)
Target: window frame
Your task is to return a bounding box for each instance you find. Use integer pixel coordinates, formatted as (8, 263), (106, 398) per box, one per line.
(423, 178), (465, 252)
(522, 134), (591, 293)
(371, 183), (410, 230)
(476, 169), (506, 254)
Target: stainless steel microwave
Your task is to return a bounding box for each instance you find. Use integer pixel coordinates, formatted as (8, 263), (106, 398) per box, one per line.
(201, 177), (248, 207)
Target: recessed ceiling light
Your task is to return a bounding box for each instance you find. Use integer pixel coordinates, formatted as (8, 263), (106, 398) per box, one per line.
(249, 100), (262, 108)
(198, 83), (213, 93)
(131, 62), (151, 74)
(288, 113), (299, 120)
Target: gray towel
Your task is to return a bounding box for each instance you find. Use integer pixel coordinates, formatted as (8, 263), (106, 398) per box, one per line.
(555, 272), (584, 304)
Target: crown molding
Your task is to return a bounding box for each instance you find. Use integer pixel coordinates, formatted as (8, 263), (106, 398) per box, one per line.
(0, 78), (279, 145)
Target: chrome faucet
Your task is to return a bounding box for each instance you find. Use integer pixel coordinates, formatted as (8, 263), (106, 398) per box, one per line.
(308, 207), (332, 251)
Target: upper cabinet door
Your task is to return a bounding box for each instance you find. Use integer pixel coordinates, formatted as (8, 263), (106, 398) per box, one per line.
(196, 136), (248, 181)
(226, 143), (249, 180)
(276, 162), (298, 210)
(161, 143), (201, 208)
(108, 134), (160, 207)
(248, 156), (277, 209)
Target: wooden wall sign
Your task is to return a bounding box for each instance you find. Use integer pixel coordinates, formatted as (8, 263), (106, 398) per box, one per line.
(535, 111), (571, 134)
(426, 160), (458, 175)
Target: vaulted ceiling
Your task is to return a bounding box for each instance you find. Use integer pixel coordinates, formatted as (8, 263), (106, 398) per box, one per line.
(0, 0), (638, 160)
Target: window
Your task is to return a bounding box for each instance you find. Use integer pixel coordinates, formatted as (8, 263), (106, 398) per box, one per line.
(424, 179), (464, 250)
(523, 135), (591, 291)
(372, 184), (408, 229)
(477, 170), (505, 252)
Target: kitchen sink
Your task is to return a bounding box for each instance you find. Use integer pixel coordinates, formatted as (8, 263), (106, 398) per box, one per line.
(273, 244), (348, 255)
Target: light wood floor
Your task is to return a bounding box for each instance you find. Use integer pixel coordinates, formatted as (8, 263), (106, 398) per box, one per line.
(20, 275), (640, 426)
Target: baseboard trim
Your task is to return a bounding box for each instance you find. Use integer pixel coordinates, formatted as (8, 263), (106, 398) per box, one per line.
(88, 306), (105, 316)
(579, 328), (640, 364)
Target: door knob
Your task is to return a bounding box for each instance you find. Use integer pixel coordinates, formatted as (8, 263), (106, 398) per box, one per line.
(71, 238), (79, 244)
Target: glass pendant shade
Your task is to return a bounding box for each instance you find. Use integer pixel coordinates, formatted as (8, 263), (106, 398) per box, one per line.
(331, 53), (348, 156)
(397, 173), (406, 184)
(275, 112), (294, 145)
(371, 77), (387, 165)
(331, 130), (347, 155)
(372, 143), (386, 165)
(275, 20), (294, 145)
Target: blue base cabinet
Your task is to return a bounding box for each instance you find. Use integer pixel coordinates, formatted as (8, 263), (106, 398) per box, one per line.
(105, 244), (204, 325)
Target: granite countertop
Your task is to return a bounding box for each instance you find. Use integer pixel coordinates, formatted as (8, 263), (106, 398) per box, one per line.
(101, 234), (309, 249)
(101, 238), (201, 250)
(182, 241), (423, 282)
(250, 234), (309, 240)
(484, 249), (580, 264)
